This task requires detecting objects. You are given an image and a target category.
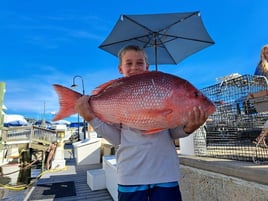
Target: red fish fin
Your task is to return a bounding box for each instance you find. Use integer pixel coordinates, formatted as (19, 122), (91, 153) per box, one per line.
(141, 109), (173, 135)
(162, 109), (173, 117)
(53, 84), (82, 121)
(144, 108), (173, 117)
(92, 77), (124, 95)
(142, 128), (165, 135)
(149, 109), (173, 120)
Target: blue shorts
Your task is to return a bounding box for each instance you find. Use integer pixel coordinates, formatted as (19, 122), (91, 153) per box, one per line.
(118, 182), (182, 201)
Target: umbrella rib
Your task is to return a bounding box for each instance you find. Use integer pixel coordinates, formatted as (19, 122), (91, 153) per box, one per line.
(99, 15), (156, 48)
(123, 15), (153, 32)
(99, 33), (214, 49)
(99, 36), (151, 48)
(158, 33), (215, 44)
(122, 15), (158, 52)
(158, 11), (199, 33)
(100, 33), (163, 48)
(123, 12), (200, 34)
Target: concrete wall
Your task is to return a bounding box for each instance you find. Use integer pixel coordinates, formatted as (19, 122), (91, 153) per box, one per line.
(179, 156), (268, 201)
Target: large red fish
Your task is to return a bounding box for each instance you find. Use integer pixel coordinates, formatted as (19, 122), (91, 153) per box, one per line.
(53, 71), (215, 134)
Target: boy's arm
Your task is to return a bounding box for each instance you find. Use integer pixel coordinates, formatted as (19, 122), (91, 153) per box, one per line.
(169, 125), (189, 139)
(89, 118), (121, 145)
(75, 95), (121, 145)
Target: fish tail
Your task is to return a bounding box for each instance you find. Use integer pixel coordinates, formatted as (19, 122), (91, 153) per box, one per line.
(53, 84), (82, 121)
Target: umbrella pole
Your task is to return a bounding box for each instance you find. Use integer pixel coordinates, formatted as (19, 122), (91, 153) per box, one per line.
(154, 38), (158, 71)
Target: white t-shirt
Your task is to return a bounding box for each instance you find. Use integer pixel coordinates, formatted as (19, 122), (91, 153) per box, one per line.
(89, 118), (188, 185)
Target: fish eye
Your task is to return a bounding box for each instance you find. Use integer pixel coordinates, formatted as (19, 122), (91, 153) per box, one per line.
(194, 91), (199, 97)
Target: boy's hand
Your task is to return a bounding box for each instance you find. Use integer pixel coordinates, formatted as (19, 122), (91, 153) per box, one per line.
(183, 106), (207, 134)
(75, 96), (96, 122)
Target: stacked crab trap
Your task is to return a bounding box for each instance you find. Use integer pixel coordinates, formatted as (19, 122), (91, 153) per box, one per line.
(196, 73), (268, 164)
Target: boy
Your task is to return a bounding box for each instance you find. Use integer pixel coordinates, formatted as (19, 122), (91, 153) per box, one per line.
(75, 45), (207, 201)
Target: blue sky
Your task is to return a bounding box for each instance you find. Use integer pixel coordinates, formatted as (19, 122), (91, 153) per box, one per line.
(1, 0), (267, 122)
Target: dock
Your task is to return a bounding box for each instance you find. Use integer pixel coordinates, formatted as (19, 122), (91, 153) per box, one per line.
(23, 143), (113, 201)
(0, 143), (114, 201)
(0, 125), (115, 201)
(1, 124), (267, 200)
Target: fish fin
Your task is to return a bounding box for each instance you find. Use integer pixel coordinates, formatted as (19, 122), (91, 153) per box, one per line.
(92, 81), (113, 95)
(151, 109), (173, 120)
(162, 109), (173, 117)
(91, 72), (153, 95)
(141, 109), (173, 135)
(142, 128), (165, 135)
(92, 77), (124, 95)
(53, 84), (82, 121)
(144, 108), (173, 116)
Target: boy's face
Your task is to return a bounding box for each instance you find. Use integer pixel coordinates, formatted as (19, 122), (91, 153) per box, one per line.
(118, 50), (149, 77)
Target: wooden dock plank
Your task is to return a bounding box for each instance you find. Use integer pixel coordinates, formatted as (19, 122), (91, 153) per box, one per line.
(24, 148), (114, 201)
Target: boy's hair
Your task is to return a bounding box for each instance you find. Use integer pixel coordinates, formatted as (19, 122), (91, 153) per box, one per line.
(118, 45), (149, 65)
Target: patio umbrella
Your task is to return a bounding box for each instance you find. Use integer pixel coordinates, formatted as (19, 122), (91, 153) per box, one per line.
(99, 11), (215, 71)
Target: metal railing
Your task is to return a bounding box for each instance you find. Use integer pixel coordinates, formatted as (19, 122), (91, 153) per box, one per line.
(1, 125), (57, 151)
(1, 126), (32, 144)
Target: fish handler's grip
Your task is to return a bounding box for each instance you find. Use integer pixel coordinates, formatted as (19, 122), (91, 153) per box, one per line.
(183, 106), (207, 134)
(75, 95), (96, 122)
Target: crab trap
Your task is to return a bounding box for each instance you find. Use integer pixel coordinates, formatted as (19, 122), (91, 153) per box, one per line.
(196, 74), (268, 164)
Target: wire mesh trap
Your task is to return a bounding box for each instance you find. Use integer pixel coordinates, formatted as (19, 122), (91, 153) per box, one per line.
(196, 74), (268, 164)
